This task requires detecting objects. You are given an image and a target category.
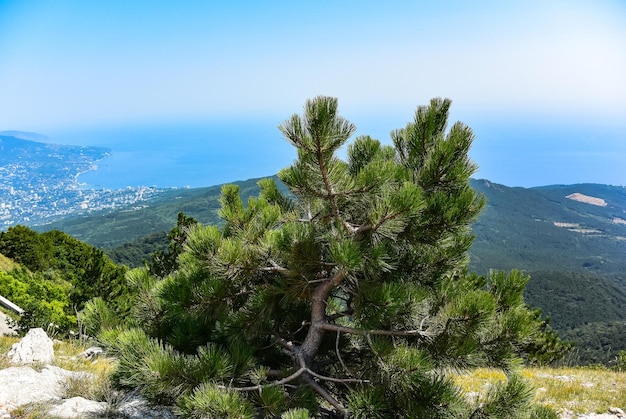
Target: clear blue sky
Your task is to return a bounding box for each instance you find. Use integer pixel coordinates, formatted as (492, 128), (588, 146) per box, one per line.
(1, 0), (625, 187)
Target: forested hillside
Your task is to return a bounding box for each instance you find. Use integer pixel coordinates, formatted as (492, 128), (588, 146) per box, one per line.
(31, 177), (626, 366)
(468, 180), (626, 365)
(0, 227), (131, 332)
(35, 177), (271, 249)
(470, 180), (626, 275)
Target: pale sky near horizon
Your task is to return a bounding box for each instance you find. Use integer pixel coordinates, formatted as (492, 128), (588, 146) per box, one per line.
(1, 0), (625, 187)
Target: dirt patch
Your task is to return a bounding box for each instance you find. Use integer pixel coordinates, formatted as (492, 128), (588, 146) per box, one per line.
(566, 193), (607, 207)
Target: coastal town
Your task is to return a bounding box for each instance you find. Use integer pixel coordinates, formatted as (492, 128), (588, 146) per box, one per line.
(0, 133), (163, 227)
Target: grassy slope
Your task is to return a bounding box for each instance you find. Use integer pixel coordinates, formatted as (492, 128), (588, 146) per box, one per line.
(0, 253), (18, 272)
(455, 367), (626, 416)
(1, 335), (623, 417)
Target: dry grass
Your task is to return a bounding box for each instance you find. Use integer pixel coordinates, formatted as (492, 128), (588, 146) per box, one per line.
(454, 367), (626, 415)
(1, 335), (114, 375)
(0, 253), (18, 272)
(7, 401), (54, 419)
(0, 335), (19, 369)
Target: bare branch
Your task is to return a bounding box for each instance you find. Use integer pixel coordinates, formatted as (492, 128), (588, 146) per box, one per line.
(336, 330), (354, 377)
(319, 322), (432, 339)
(301, 375), (347, 415)
(327, 310), (351, 321)
(272, 332), (298, 353)
(223, 367), (306, 392)
(258, 259), (292, 275)
(306, 368), (368, 385)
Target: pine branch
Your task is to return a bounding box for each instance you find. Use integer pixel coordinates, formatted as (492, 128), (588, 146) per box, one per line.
(258, 259), (291, 275)
(319, 322), (432, 340)
(301, 271), (347, 363)
(327, 310), (352, 321)
(354, 210), (403, 236)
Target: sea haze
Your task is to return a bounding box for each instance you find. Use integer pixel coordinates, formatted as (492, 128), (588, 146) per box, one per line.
(50, 121), (296, 189)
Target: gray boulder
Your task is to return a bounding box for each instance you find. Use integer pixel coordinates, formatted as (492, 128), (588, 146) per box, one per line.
(7, 328), (54, 364)
(117, 395), (177, 419)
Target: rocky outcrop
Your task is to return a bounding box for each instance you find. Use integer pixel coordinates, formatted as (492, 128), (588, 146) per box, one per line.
(7, 328), (54, 364)
(1, 329), (175, 418)
(47, 397), (108, 418)
(560, 407), (626, 418)
(0, 365), (87, 407)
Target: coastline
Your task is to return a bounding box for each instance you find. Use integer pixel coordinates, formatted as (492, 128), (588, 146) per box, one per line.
(75, 151), (112, 190)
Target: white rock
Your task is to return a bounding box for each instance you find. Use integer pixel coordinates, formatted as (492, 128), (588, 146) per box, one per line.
(0, 311), (16, 337)
(0, 364), (177, 418)
(7, 328), (54, 364)
(47, 396), (108, 418)
(0, 365), (72, 405)
(80, 346), (104, 359)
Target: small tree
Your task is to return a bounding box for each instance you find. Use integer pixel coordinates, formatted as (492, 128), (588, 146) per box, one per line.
(147, 212), (198, 278)
(103, 97), (552, 417)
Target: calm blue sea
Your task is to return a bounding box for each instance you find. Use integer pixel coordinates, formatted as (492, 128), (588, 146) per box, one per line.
(51, 121), (297, 189)
(48, 116), (626, 189)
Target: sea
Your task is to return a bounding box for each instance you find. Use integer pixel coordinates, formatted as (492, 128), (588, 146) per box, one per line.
(50, 120), (297, 190)
(46, 116), (626, 190)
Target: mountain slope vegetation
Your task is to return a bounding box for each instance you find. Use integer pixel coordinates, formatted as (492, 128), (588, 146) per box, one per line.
(34, 178), (626, 365)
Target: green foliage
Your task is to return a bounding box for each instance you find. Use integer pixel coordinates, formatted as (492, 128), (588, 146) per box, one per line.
(520, 311), (573, 367)
(79, 297), (123, 336)
(37, 176), (274, 250)
(470, 374), (534, 418)
(175, 383), (255, 419)
(0, 225), (53, 271)
(105, 230), (169, 268)
(559, 321), (626, 365)
(280, 408), (310, 419)
(0, 226), (131, 334)
(93, 97), (551, 417)
(523, 271), (626, 331)
(0, 268), (75, 331)
(523, 271), (626, 365)
(147, 212), (198, 278)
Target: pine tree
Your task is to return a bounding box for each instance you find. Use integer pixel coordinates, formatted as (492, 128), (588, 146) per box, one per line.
(100, 97), (553, 418)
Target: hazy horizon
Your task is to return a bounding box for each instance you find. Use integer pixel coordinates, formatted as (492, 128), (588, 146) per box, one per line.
(1, 1), (625, 187)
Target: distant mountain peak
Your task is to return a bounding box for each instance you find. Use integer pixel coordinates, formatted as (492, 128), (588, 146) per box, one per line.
(566, 192), (607, 207)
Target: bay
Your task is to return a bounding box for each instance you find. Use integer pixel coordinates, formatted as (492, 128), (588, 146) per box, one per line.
(51, 120), (296, 189)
